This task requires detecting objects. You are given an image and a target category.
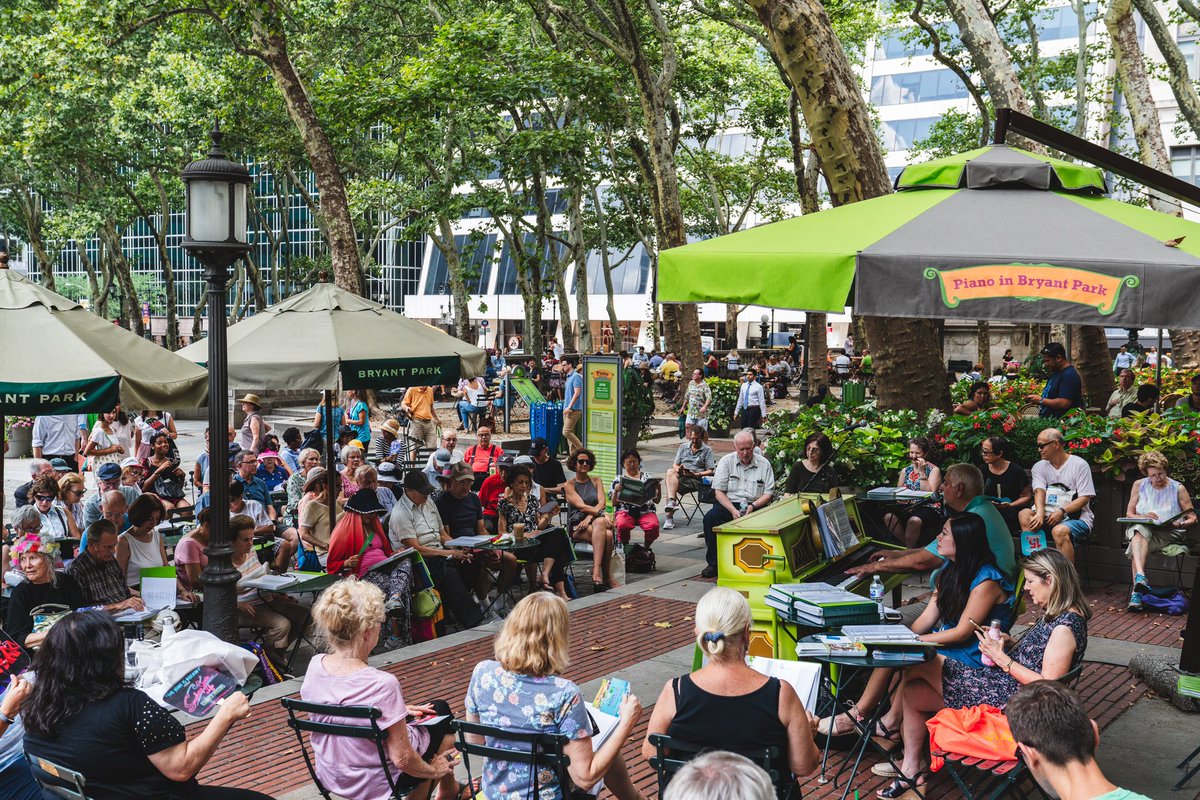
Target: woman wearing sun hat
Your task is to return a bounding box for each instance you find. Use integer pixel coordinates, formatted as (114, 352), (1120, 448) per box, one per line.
(327, 490), (416, 650)
(5, 535), (83, 648)
(237, 393), (271, 453)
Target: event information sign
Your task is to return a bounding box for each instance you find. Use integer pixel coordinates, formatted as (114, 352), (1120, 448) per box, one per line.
(923, 264), (1139, 315)
(583, 356), (622, 509)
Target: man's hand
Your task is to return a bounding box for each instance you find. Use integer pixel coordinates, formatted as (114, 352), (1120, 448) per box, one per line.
(845, 560), (882, 578)
(238, 602), (256, 618)
(1025, 510), (1045, 531)
(122, 596), (146, 612)
(1045, 508), (1065, 527)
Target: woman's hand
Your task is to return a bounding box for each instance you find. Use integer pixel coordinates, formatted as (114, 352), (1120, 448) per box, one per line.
(238, 602), (256, 618)
(617, 692), (643, 725)
(975, 630), (1008, 667)
(1, 674), (32, 719)
(215, 692), (251, 723)
(429, 748), (458, 779)
(344, 554), (361, 572)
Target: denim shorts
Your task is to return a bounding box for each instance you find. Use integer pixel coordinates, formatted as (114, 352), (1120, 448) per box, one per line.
(1045, 518), (1092, 542)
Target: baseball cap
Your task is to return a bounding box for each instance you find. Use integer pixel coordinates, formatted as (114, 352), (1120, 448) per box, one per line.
(448, 462), (475, 483)
(529, 438), (548, 456)
(120, 457), (141, 469)
(1040, 342), (1067, 359)
(433, 448), (453, 467)
(514, 455), (535, 467)
(97, 462), (122, 480)
(377, 462), (400, 483)
(49, 458), (71, 472)
(497, 453), (516, 470)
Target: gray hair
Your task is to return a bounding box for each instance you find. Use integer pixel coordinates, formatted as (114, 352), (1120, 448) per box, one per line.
(341, 445), (364, 460)
(298, 447), (320, 464)
(28, 458), (49, 477)
(733, 428), (757, 446)
(662, 751), (775, 800)
(944, 463), (984, 500)
(11, 506), (41, 530)
(101, 489), (128, 512)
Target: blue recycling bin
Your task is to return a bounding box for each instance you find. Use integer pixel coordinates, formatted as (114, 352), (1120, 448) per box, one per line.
(530, 402), (564, 455)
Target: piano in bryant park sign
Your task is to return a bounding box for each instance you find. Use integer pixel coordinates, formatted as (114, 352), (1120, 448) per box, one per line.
(657, 144), (1200, 331)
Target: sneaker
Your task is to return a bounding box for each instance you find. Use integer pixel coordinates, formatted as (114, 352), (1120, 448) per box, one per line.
(665, 498), (679, 511)
(662, 515), (675, 530)
(1134, 573), (1151, 593)
(1128, 590), (1143, 611)
(383, 635), (407, 651)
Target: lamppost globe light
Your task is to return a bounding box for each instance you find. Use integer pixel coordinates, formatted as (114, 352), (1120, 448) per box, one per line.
(760, 314), (770, 324)
(181, 119), (251, 645)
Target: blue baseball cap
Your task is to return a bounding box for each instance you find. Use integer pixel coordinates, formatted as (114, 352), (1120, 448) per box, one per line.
(97, 462), (122, 480)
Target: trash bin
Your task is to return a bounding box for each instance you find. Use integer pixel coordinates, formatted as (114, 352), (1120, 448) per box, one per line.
(530, 402), (564, 455)
(842, 380), (866, 409)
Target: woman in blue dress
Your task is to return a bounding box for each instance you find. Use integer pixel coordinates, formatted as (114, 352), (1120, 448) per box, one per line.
(819, 514), (1012, 748)
(881, 549), (1087, 798)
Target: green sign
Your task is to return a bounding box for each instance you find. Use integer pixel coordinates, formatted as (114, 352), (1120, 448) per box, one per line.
(583, 356), (622, 509)
(341, 356), (463, 389)
(0, 376), (121, 415)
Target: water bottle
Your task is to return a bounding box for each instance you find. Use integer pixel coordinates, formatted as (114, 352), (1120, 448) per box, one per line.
(869, 575), (885, 621)
(981, 619), (1002, 667)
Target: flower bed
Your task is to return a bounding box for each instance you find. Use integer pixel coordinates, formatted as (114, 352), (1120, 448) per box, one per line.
(764, 400), (1200, 496)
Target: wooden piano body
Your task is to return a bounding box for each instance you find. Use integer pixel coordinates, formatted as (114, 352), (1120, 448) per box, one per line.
(714, 493), (905, 660)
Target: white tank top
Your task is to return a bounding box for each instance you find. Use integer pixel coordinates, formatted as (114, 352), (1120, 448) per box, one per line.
(1135, 477), (1182, 520)
(121, 530), (162, 587)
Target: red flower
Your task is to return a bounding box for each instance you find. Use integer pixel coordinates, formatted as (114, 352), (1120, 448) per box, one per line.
(945, 443), (957, 451)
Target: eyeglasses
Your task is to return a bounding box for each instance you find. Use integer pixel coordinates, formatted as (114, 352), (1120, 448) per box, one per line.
(980, 449), (995, 456)
(34, 494), (55, 502)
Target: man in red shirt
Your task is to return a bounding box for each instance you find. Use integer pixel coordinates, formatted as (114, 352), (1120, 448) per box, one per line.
(478, 453), (514, 534)
(463, 426), (505, 490)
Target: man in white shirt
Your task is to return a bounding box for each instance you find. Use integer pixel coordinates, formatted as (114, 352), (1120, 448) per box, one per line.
(1105, 369), (1138, 418)
(1112, 344), (1135, 374)
(1018, 428), (1095, 563)
(32, 414), (88, 471)
(701, 429), (775, 578)
(833, 350), (853, 379)
(733, 370), (767, 430)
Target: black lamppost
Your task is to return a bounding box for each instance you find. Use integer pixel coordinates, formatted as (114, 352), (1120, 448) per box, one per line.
(759, 314), (770, 348)
(181, 121), (251, 643)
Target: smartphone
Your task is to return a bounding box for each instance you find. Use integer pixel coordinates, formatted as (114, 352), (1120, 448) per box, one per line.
(967, 618), (987, 634)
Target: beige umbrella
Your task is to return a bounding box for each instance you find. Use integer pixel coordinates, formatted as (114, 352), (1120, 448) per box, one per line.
(177, 282), (487, 388)
(0, 267), (209, 413)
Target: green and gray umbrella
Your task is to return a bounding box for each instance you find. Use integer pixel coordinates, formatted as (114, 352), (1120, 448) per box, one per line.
(659, 144), (1200, 328)
(0, 267), (209, 415)
(177, 282), (488, 390)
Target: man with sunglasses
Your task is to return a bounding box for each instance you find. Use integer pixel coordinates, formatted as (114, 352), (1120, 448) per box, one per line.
(1018, 429), (1095, 563)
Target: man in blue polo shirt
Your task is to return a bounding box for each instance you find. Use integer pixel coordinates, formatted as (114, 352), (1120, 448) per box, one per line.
(845, 463), (1015, 584)
(562, 358), (584, 453)
(234, 450), (274, 516)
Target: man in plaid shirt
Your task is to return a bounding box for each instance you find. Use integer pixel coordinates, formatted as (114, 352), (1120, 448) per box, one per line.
(67, 521), (145, 612)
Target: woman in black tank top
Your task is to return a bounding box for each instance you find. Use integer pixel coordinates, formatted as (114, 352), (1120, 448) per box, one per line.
(641, 588), (819, 797)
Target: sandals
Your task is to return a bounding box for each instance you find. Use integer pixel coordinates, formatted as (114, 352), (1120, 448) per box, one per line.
(816, 712), (858, 737)
(872, 720), (902, 753)
(875, 773), (926, 798)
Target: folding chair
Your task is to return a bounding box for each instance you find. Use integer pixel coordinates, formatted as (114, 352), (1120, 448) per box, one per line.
(676, 489), (705, 524)
(26, 754), (93, 800)
(281, 698), (415, 799)
(453, 718), (586, 799)
(931, 664), (1084, 800)
(647, 733), (799, 799)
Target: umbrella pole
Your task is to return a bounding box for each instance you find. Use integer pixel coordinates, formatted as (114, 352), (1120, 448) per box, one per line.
(1157, 328), (1164, 399)
(325, 390), (337, 532)
(1, 413), (5, 515)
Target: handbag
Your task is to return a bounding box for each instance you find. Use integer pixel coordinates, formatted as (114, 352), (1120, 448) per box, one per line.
(413, 587), (443, 618)
(30, 603), (72, 635)
(609, 540), (626, 586)
(926, 704), (1017, 772)
(626, 543), (656, 573)
(296, 543), (322, 573)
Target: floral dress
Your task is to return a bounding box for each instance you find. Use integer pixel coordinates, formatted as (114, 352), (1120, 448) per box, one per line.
(942, 611), (1088, 710)
(464, 660), (591, 799)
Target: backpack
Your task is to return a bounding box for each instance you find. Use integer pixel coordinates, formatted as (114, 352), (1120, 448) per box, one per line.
(626, 543), (656, 574)
(300, 428), (324, 453)
(1141, 587), (1189, 615)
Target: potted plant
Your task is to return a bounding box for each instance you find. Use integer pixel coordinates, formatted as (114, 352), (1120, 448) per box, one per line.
(6, 416), (34, 458)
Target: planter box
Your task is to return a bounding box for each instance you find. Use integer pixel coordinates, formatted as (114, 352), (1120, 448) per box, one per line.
(6, 426), (32, 459)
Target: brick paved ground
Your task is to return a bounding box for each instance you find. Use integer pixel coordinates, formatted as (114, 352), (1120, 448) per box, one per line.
(1019, 583), (1186, 648)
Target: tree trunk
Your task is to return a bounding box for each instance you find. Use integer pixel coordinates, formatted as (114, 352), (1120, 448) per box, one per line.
(431, 219), (472, 343)
(150, 172), (179, 350)
(1131, 0), (1200, 142)
(1105, 0), (1200, 369)
(1072, 0), (1088, 138)
(1070, 325), (1114, 407)
(102, 221), (143, 336)
(977, 320), (991, 376)
(745, 0), (950, 412)
(74, 239), (100, 313)
(247, 6), (362, 296)
(806, 312), (828, 395)
(568, 189), (592, 353)
(725, 305), (742, 349)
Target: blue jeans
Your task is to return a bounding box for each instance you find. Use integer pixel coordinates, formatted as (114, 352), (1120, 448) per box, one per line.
(457, 402), (486, 430)
(0, 756), (42, 800)
(702, 504), (736, 570)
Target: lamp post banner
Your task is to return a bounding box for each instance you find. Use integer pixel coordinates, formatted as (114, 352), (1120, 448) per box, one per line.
(340, 356), (463, 389)
(0, 377), (120, 415)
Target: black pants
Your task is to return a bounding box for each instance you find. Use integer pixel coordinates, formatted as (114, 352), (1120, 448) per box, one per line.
(740, 406), (763, 429)
(183, 787), (276, 800)
(427, 557), (484, 628)
(703, 504), (736, 570)
(393, 698), (454, 792)
(530, 526), (573, 585)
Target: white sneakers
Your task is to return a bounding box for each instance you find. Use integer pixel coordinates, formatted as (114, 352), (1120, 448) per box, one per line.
(663, 515), (675, 530)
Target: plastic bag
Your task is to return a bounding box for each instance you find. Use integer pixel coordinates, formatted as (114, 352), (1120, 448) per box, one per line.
(132, 629), (258, 709)
(927, 704), (1016, 772)
(610, 541), (626, 587)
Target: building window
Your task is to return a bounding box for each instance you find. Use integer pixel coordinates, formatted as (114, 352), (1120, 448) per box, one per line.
(1172, 145), (1200, 186)
(870, 69), (967, 105)
(882, 117), (937, 151)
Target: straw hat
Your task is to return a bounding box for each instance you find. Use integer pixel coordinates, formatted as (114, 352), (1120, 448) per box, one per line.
(238, 393), (262, 407)
(380, 419), (403, 438)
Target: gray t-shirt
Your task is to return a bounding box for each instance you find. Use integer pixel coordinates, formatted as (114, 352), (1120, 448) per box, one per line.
(674, 441), (716, 473)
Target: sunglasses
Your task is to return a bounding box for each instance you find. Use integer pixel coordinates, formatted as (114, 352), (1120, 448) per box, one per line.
(576, 459), (594, 466)
(34, 494), (55, 502)
(1036, 441), (1054, 449)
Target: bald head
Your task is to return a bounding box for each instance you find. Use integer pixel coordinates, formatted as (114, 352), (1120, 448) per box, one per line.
(101, 490), (127, 528)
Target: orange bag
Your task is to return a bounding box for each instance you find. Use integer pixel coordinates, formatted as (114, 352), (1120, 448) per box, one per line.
(926, 704), (1017, 772)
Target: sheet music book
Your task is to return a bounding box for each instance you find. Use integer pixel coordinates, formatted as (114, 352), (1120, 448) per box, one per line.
(366, 547), (414, 573)
(866, 487), (932, 501)
(112, 607), (160, 623)
(1116, 509), (1192, 528)
(617, 477), (661, 505)
(141, 576), (178, 611)
(815, 498), (858, 558)
(747, 656), (822, 711)
(241, 574), (301, 591)
(584, 704), (621, 749)
(839, 624), (920, 642)
(445, 535), (492, 548)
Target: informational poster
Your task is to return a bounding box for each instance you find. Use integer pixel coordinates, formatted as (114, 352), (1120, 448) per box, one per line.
(583, 356), (622, 508)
